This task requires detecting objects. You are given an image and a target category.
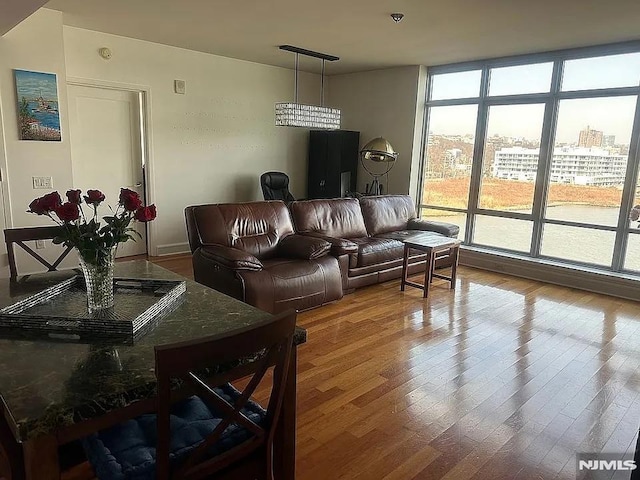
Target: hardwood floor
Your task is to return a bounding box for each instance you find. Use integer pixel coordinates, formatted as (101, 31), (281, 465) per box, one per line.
(150, 254), (640, 479)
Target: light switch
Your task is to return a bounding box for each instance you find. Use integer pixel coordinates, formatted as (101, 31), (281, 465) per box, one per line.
(32, 176), (53, 189)
(174, 80), (186, 95)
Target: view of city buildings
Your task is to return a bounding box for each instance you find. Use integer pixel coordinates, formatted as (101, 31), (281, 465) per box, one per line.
(427, 124), (633, 188)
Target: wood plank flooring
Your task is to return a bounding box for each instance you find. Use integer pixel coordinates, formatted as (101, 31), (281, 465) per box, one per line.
(151, 254), (640, 480)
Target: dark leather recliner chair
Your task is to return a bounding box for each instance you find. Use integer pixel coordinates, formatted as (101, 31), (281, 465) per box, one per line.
(260, 172), (295, 202)
(185, 201), (343, 314)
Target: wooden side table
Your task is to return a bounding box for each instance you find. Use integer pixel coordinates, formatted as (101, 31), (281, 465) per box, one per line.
(400, 236), (462, 298)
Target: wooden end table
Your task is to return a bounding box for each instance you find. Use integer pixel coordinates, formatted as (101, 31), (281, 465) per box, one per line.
(400, 236), (462, 298)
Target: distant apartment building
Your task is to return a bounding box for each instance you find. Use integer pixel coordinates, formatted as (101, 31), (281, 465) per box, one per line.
(578, 125), (603, 148)
(602, 134), (616, 148)
(492, 146), (627, 186)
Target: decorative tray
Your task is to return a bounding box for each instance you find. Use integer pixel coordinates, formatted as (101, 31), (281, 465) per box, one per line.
(0, 276), (186, 343)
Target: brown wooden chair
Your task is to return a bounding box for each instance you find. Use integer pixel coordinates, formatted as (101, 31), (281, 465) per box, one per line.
(4, 227), (73, 281)
(82, 310), (297, 480)
(0, 407), (24, 480)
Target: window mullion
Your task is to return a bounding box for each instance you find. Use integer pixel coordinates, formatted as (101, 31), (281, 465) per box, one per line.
(611, 96), (640, 271)
(465, 67), (490, 245)
(530, 60), (563, 257)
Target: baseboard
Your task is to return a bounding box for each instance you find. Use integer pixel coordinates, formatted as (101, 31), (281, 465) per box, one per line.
(459, 247), (640, 301)
(156, 242), (190, 257)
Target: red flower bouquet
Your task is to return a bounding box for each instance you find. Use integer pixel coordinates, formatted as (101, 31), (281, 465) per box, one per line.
(28, 188), (156, 266)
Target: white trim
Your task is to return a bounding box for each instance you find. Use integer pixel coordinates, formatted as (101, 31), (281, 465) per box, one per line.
(156, 242), (190, 256)
(0, 91), (12, 233)
(65, 77), (157, 256)
(460, 247), (640, 301)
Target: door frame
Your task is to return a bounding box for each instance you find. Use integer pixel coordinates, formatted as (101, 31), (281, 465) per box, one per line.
(0, 97), (11, 266)
(66, 77), (157, 256)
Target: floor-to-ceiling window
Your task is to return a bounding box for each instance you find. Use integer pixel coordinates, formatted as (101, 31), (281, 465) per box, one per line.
(420, 44), (640, 275)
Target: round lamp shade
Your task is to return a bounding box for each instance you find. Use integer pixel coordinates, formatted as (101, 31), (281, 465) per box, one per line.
(360, 137), (398, 163)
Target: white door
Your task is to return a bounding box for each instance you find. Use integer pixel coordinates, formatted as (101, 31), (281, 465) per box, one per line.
(67, 85), (147, 258)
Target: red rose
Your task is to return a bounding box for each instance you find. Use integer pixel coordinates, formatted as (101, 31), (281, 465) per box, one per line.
(84, 189), (105, 206)
(27, 191), (62, 215)
(119, 188), (142, 212)
(55, 202), (80, 222)
(28, 198), (46, 215)
(134, 205), (157, 222)
(66, 189), (82, 205)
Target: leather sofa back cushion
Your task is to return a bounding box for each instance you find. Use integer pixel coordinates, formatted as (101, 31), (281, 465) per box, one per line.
(290, 199), (368, 239)
(188, 201), (294, 259)
(359, 195), (416, 236)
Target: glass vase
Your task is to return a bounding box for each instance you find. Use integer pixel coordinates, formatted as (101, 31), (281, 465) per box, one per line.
(78, 247), (117, 313)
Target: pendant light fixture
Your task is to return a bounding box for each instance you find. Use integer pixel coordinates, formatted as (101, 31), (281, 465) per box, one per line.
(275, 45), (341, 130)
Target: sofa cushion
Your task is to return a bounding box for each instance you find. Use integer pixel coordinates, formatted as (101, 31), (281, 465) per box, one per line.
(289, 199), (368, 238)
(241, 256), (343, 313)
(350, 237), (405, 268)
(185, 202), (294, 259)
(359, 195), (416, 236)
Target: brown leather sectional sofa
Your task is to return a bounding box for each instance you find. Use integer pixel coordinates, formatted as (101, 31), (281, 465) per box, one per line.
(185, 195), (459, 314)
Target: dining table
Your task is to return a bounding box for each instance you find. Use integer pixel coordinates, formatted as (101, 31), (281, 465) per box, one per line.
(0, 260), (306, 480)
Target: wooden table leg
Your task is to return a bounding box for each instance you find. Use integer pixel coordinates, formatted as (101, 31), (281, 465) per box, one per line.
(450, 245), (460, 289)
(400, 244), (410, 292)
(274, 346), (297, 480)
(23, 434), (60, 480)
(423, 250), (435, 298)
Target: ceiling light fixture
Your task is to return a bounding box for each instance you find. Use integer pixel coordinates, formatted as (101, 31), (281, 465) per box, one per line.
(275, 45), (341, 130)
(390, 13), (404, 23)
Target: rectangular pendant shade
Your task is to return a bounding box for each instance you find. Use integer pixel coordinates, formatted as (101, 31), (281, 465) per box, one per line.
(275, 103), (341, 130)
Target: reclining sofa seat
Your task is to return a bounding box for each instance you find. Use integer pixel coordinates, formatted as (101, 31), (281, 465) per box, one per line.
(185, 201), (342, 314)
(289, 195), (459, 290)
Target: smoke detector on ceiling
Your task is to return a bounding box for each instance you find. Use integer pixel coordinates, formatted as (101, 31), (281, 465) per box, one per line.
(390, 13), (404, 23)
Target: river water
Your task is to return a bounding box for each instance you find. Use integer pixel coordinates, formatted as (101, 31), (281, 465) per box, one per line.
(427, 205), (640, 272)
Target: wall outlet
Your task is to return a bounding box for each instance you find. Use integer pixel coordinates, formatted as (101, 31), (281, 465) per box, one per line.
(32, 176), (53, 189)
(35, 240), (46, 249)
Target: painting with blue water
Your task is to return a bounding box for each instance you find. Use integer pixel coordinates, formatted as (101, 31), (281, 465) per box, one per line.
(14, 69), (61, 141)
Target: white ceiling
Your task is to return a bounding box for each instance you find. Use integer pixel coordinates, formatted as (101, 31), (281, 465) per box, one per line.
(44, 0), (640, 74)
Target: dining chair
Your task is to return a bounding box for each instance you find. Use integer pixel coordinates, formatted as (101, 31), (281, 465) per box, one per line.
(4, 226), (73, 281)
(0, 408), (24, 480)
(82, 309), (297, 480)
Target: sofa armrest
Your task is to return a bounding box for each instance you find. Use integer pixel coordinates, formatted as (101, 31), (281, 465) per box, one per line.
(278, 234), (331, 260)
(408, 218), (460, 238)
(303, 232), (359, 256)
(199, 244), (263, 271)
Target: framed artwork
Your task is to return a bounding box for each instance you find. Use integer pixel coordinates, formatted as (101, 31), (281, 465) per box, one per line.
(14, 69), (61, 141)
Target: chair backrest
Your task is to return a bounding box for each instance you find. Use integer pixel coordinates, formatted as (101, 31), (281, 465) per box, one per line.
(4, 226), (73, 281)
(358, 195), (417, 236)
(154, 310), (297, 480)
(0, 406), (24, 480)
(260, 172), (295, 202)
(184, 201), (295, 259)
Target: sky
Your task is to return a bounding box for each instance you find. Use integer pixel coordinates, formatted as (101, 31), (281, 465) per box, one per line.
(429, 52), (640, 144)
(14, 70), (59, 102)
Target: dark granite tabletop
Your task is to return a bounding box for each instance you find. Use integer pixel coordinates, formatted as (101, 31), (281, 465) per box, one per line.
(0, 260), (306, 441)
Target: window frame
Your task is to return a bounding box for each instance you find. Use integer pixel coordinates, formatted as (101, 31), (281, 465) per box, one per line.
(418, 41), (640, 274)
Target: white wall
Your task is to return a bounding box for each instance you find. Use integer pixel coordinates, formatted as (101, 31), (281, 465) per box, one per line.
(63, 26), (320, 255)
(328, 66), (426, 202)
(0, 9), (75, 273)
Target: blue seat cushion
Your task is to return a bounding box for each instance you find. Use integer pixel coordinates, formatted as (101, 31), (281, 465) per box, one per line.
(82, 384), (266, 480)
